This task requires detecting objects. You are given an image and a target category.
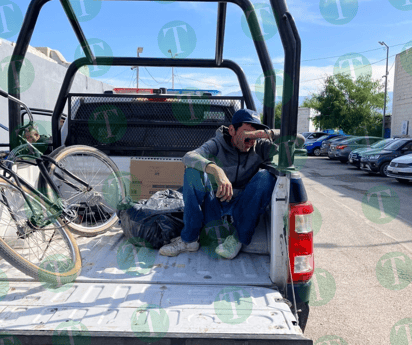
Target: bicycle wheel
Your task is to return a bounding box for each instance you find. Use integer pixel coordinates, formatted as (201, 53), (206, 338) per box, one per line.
(42, 145), (126, 237)
(0, 183), (81, 285)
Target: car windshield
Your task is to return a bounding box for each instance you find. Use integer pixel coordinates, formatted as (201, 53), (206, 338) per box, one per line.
(316, 135), (329, 142)
(302, 133), (311, 138)
(371, 139), (392, 149)
(384, 139), (407, 151)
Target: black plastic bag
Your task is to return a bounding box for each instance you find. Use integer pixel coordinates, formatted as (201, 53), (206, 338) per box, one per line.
(117, 189), (185, 249)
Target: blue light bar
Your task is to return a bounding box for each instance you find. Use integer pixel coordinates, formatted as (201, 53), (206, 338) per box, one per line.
(166, 89), (221, 96)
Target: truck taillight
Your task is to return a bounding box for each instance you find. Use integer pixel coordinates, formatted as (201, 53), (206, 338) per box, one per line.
(288, 202), (314, 283)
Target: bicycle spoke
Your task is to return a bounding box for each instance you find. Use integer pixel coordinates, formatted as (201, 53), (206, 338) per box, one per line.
(0, 184), (75, 272)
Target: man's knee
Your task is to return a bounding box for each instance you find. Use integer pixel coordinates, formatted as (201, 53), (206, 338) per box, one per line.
(256, 170), (276, 187)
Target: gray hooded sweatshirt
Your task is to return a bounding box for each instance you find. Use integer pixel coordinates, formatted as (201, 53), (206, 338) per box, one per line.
(182, 125), (282, 198)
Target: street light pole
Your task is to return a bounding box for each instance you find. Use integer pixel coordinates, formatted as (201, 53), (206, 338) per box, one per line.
(131, 47), (143, 89)
(379, 41), (389, 138)
(168, 49), (178, 89)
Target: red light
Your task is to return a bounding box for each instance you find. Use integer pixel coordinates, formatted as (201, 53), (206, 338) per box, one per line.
(336, 145), (347, 150)
(113, 88), (156, 94)
(288, 202), (314, 283)
(148, 98), (167, 102)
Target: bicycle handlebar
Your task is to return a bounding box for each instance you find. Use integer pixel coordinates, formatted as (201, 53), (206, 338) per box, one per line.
(0, 88), (33, 122)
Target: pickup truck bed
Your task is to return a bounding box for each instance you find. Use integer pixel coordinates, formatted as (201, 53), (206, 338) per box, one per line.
(0, 159), (312, 344)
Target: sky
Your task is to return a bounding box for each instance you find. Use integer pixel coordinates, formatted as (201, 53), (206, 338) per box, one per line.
(0, 0), (411, 111)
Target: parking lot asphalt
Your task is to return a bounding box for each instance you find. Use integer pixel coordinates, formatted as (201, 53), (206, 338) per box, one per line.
(301, 156), (412, 345)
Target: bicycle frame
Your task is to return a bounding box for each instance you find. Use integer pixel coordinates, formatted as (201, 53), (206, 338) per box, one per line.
(0, 153), (92, 227)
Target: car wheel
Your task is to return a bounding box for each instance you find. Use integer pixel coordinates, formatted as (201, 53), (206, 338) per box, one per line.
(379, 162), (390, 177)
(396, 178), (410, 184)
(313, 148), (321, 156)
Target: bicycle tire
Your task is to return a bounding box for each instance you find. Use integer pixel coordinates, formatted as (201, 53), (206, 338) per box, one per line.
(0, 183), (81, 285)
(42, 145), (126, 237)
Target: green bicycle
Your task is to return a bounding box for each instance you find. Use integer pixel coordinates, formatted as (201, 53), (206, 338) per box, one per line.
(0, 90), (127, 284)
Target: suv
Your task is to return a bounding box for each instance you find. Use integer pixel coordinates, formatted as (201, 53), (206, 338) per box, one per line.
(348, 138), (397, 169)
(361, 139), (412, 176)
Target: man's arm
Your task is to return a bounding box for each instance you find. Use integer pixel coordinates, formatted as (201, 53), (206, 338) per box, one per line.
(240, 129), (305, 148)
(242, 129), (306, 163)
(182, 139), (218, 172)
(205, 163), (233, 202)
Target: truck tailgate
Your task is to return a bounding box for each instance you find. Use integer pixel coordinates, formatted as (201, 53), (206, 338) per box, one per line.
(0, 228), (312, 344)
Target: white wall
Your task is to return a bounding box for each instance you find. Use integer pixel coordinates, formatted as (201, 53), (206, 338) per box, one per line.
(0, 39), (113, 144)
(297, 107), (320, 133)
(392, 47), (412, 137)
(297, 107), (310, 133)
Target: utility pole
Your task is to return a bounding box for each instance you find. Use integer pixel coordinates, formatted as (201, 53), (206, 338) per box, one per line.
(379, 41), (389, 138)
(131, 47), (143, 88)
(168, 49), (178, 89)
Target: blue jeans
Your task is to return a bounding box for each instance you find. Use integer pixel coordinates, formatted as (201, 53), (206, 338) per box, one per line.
(180, 168), (276, 246)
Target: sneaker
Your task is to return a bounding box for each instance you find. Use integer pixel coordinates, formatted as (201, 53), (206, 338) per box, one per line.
(159, 236), (199, 257)
(215, 235), (242, 259)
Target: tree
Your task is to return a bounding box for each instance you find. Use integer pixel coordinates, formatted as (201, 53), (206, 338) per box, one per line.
(260, 102), (282, 129)
(302, 73), (387, 136)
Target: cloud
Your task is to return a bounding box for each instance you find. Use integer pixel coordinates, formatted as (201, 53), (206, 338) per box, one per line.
(178, 2), (216, 15)
(96, 59), (395, 99)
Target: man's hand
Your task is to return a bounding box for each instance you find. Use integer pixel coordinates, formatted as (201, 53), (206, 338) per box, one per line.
(205, 163), (233, 202)
(238, 130), (269, 143)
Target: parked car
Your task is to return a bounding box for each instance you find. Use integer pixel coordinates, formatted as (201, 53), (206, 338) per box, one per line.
(320, 135), (350, 156)
(301, 131), (326, 143)
(301, 131), (326, 139)
(387, 153), (412, 183)
(333, 136), (383, 163)
(360, 139), (412, 176)
(304, 134), (341, 156)
(348, 138), (397, 168)
(328, 136), (361, 160)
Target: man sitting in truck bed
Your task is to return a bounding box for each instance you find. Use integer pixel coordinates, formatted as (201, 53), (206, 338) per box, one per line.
(159, 109), (305, 259)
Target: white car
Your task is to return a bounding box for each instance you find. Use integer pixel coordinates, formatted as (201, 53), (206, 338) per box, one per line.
(387, 153), (412, 183)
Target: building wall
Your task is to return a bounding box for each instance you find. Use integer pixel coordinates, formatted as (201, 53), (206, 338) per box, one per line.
(392, 47), (412, 137)
(297, 107), (320, 133)
(0, 39), (113, 144)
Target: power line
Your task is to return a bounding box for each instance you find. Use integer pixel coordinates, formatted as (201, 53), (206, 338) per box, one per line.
(241, 41), (411, 66)
(101, 67), (132, 85)
(176, 74), (238, 88)
(128, 72), (135, 88)
(300, 54), (398, 84)
(143, 67), (173, 85)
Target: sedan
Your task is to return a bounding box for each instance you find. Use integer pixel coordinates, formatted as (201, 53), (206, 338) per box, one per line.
(334, 136), (383, 163)
(304, 134), (341, 156)
(386, 154), (412, 183)
(327, 136), (355, 159)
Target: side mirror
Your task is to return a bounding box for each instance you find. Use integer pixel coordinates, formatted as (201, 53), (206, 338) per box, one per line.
(294, 148), (308, 157)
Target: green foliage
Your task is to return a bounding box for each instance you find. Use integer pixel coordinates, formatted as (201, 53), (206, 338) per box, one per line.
(259, 102), (282, 129)
(302, 73), (388, 136)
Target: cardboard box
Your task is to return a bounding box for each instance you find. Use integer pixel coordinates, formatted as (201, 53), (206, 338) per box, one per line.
(130, 157), (185, 201)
